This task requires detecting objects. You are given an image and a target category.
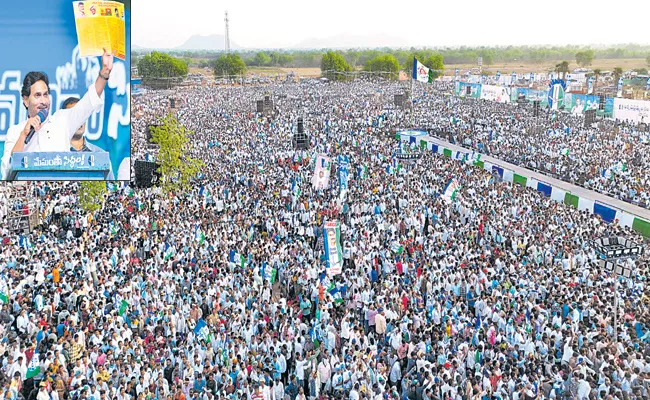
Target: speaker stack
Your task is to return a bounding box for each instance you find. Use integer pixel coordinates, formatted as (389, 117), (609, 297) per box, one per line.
(394, 94), (404, 108)
(134, 160), (162, 188)
(293, 117), (309, 150)
(584, 109), (596, 127)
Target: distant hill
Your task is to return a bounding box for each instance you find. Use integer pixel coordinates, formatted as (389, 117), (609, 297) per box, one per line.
(133, 35), (242, 51)
(292, 33), (410, 50)
(176, 34), (242, 51)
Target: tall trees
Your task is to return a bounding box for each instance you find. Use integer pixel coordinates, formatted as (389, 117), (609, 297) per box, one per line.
(321, 51), (352, 81)
(149, 114), (205, 194)
(555, 61), (570, 80)
(575, 50), (595, 67)
(137, 51), (188, 79)
(213, 53), (247, 77)
(364, 55), (400, 79)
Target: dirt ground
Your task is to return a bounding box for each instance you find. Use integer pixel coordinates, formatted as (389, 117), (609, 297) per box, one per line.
(446, 58), (648, 74)
(189, 58), (647, 79)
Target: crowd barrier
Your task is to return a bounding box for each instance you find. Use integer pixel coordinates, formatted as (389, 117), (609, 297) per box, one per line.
(398, 133), (650, 238)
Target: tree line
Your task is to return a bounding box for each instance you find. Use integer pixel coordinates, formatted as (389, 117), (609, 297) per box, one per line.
(135, 44), (650, 70)
(134, 45), (650, 82)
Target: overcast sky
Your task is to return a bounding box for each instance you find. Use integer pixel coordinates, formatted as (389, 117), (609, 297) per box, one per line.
(133, 0), (648, 49)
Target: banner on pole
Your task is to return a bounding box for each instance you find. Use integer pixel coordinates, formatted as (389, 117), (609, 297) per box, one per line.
(338, 154), (349, 199)
(312, 154), (332, 190)
(323, 221), (343, 276)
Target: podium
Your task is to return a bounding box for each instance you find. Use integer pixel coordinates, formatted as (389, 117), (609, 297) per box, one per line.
(8, 152), (111, 180)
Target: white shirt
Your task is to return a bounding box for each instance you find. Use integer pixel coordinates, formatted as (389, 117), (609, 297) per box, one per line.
(1, 86), (103, 179)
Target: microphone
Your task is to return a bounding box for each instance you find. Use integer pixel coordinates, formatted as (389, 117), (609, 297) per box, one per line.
(24, 109), (48, 145)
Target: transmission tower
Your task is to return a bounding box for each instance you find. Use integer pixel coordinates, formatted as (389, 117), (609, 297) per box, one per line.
(224, 11), (230, 53)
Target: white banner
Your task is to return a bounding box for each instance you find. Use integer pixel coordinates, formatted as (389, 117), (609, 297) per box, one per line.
(324, 221), (343, 276)
(480, 84), (511, 103)
(312, 154), (332, 189)
(613, 98), (650, 124)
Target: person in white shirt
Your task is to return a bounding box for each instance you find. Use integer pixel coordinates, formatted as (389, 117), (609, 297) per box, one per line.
(0, 48), (114, 180)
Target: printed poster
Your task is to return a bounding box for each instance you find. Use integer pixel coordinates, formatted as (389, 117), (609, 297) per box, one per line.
(73, 1), (126, 60)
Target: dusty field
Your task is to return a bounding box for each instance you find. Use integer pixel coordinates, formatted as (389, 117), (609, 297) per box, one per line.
(190, 59), (647, 79)
(447, 58), (648, 74)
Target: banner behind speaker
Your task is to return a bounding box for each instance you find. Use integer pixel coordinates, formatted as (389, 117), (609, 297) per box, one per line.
(0, 0), (131, 180)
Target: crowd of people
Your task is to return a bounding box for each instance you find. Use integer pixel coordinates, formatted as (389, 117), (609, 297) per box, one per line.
(410, 85), (650, 208)
(0, 78), (648, 400)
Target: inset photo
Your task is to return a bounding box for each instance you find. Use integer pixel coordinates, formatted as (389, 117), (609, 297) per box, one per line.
(0, 0), (131, 181)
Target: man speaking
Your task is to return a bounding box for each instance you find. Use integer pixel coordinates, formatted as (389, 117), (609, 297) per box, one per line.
(0, 49), (114, 180)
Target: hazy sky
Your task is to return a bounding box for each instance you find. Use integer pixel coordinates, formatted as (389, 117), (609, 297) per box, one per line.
(133, 0), (648, 49)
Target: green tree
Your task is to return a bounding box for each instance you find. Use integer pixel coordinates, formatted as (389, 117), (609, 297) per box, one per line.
(253, 51), (271, 66)
(278, 54), (294, 67)
(613, 67), (623, 83)
(426, 53), (444, 80)
(79, 181), (107, 213)
(137, 51), (188, 79)
(268, 52), (280, 66)
(364, 54), (400, 80)
(321, 51), (352, 81)
(480, 52), (494, 67)
(213, 53), (247, 77)
(150, 114), (205, 194)
(555, 61), (570, 80)
(575, 50), (594, 67)
(402, 52), (444, 78)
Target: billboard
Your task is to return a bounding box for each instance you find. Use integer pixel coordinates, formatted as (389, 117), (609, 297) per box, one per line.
(613, 98), (650, 123)
(480, 85), (511, 103)
(455, 82), (481, 99)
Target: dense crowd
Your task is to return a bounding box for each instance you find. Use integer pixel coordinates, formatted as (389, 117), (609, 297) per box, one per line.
(416, 93), (650, 208)
(0, 78), (648, 400)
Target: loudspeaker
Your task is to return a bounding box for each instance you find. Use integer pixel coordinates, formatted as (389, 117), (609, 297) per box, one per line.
(394, 94), (404, 108)
(297, 117), (304, 134)
(256, 100), (264, 113)
(466, 86), (471, 95)
(134, 161), (161, 188)
(599, 94), (605, 111)
(170, 98), (176, 108)
(533, 101), (540, 117)
(293, 133), (309, 150)
(584, 109), (596, 127)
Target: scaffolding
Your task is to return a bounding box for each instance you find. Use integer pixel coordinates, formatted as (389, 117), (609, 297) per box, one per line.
(1, 182), (39, 234)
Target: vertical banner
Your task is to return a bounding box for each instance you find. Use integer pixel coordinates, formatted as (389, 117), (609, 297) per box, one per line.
(587, 76), (594, 95)
(617, 77), (624, 97)
(646, 77), (650, 91)
(495, 71), (500, 84)
(337, 154), (349, 199)
(312, 154), (332, 190)
(455, 68), (459, 81)
(530, 72), (535, 82)
(323, 221), (343, 276)
(511, 72), (516, 84)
